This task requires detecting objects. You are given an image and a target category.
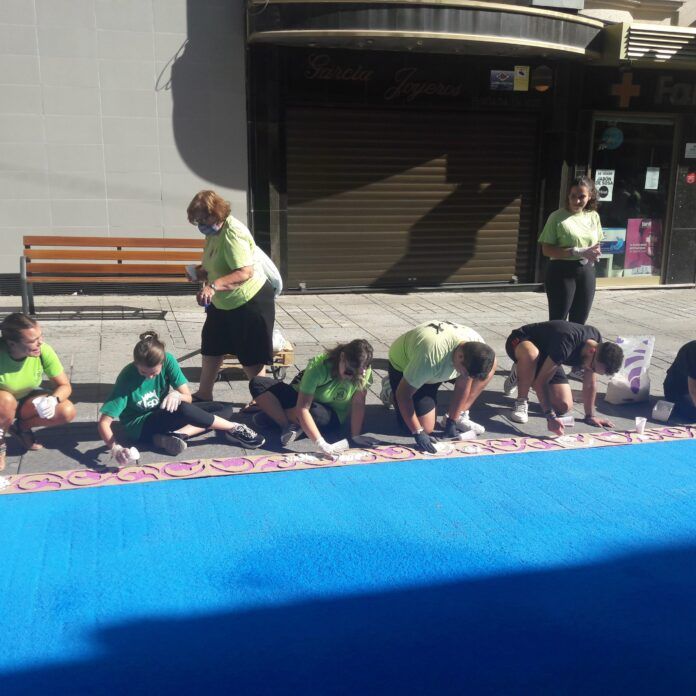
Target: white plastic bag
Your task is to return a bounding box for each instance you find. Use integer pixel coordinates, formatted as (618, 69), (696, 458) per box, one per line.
(254, 246), (283, 297)
(605, 335), (655, 404)
(272, 327), (288, 352)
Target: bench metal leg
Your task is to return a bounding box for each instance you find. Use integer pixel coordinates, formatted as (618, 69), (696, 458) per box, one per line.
(19, 257), (33, 315)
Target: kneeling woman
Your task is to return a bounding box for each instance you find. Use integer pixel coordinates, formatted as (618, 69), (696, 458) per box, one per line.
(0, 313), (76, 468)
(98, 332), (264, 464)
(249, 339), (374, 456)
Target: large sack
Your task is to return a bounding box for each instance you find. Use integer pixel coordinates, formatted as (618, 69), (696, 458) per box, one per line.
(254, 246), (283, 297)
(605, 335), (655, 404)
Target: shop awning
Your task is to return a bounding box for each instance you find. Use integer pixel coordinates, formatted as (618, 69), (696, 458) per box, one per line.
(247, 0), (605, 57)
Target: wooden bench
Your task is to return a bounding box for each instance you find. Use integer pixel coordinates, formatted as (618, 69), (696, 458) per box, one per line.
(20, 235), (205, 315)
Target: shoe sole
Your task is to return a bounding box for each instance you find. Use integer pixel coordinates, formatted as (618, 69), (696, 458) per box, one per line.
(153, 435), (187, 456)
(510, 414), (528, 424)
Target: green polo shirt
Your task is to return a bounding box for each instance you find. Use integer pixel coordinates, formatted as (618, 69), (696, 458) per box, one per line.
(202, 215), (266, 310)
(538, 209), (603, 261)
(293, 354), (373, 424)
(0, 340), (64, 399)
(389, 321), (485, 388)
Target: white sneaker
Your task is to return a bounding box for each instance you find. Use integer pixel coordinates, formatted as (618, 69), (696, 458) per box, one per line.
(504, 364), (518, 398)
(379, 375), (393, 409)
(453, 410), (485, 435)
(510, 399), (529, 423)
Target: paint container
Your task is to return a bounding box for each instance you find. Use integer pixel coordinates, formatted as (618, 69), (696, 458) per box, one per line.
(558, 416), (575, 427)
(185, 264), (198, 281)
(651, 400), (674, 422)
(126, 447), (140, 465)
(635, 416), (647, 434)
(457, 430), (478, 441)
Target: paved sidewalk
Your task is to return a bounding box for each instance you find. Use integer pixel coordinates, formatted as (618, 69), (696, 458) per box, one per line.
(2, 286), (694, 476)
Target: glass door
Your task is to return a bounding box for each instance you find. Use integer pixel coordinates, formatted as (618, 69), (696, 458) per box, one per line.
(590, 116), (674, 285)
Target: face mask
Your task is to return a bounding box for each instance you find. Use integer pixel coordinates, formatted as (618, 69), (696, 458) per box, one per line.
(198, 222), (223, 236)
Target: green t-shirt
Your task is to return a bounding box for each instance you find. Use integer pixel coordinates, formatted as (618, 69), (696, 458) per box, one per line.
(538, 208), (603, 261)
(202, 215), (266, 310)
(388, 321), (485, 388)
(0, 340), (64, 399)
(100, 352), (187, 439)
(292, 354), (373, 424)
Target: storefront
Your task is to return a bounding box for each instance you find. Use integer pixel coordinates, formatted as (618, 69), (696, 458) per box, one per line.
(246, 0), (603, 292)
(579, 67), (696, 287)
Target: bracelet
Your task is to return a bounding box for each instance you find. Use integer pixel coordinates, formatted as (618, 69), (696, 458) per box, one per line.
(210, 282), (217, 292)
(544, 409), (557, 419)
(53, 394), (62, 403)
(413, 427), (424, 436)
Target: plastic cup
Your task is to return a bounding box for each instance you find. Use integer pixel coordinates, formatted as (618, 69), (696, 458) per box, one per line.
(558, 416), (575, 427)
(635, 417), (647, 434)
(651, 400), (674, 422)
(185, 264), (198, 281)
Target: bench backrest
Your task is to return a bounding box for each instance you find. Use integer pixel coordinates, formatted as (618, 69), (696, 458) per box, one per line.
(23, 236), (205, 280)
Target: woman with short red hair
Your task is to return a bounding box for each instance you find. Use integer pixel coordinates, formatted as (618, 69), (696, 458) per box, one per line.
(186, 190), (276, 401)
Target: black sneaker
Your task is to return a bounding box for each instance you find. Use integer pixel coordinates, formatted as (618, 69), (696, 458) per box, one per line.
(224, 424), (266, 449)
(152, 433), (188, 456)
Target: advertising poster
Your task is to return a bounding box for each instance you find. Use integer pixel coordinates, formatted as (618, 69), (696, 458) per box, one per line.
(600, 228), (626, 254)
(595, 169), (615, 202)
(624, 219), (662, 276)
(490, 70), (514, 91)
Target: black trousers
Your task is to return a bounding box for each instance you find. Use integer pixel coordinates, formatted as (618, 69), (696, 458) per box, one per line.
(663, 377), (696, 421)
(139, 401), (236, 442)
(545, 260), (596, 325)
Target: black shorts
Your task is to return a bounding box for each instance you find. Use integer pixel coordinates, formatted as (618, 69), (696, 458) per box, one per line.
(201, 280), (275, 366)
(388, 363), (441, 429)
(248, 377), (341, 432)
(505, 330), (568, 386)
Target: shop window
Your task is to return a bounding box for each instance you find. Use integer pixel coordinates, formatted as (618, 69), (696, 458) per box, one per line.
(590, 117), (674, 284)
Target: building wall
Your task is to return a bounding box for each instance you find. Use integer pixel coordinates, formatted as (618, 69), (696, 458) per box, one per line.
(0, 0), (248, 276)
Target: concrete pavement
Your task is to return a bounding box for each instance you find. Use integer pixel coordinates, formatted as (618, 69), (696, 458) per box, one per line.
(1, 286), (694, 475)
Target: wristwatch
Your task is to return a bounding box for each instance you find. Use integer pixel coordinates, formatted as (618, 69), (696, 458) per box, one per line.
(209, 282), (217, 292)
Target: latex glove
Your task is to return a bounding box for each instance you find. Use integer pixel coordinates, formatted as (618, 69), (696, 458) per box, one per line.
(442, 417), (459, 440)
(111, 444), (132, 466)
(414, 430), (438, 454)
(314, 437), (337, 458)
(34, 395), (58, 420)
(160, 391), (182, 413)
(350, 434), (381, 448)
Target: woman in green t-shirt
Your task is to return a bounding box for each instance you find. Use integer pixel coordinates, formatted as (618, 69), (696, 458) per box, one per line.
(98, 331), (265, 465)
(185, 190), (276, 403)
(0, 313), (77, 469)
(249, 339), (375, 457)
(538, 176), (604, 325)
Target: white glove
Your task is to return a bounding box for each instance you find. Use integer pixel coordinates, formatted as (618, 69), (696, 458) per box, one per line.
(314, 437), (337, 458)
(160, 391), (182, 413)
(33, 395), (58, 420)
(350, 434), (381, 448)
(111, 444), (140, 466)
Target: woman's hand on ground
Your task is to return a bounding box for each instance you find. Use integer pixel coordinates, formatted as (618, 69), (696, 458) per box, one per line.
(584, 415), (614, 428)
(350, 434), (380, 448)
(547, 416), (565, 436)
(414, 430), (438, 453)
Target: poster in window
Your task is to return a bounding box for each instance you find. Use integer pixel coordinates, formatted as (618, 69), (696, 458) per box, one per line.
(624, 219), (662, 276)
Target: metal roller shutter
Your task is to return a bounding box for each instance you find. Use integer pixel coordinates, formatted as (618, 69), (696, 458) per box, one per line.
(286, 107), (538, 290)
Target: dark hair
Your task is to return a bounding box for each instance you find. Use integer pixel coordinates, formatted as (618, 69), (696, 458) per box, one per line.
(133, 331), (166, 367)
(325, 339), (374, 387)
(567, 176), (598, 212)
(597, 342), (624, 376)
(187, 190), (231, 225)
(462, 342), (495, 380)
(0, 313), (38, 343)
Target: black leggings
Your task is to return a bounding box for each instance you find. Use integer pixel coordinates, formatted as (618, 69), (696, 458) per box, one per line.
(545, 260), (596, 324)
(139, 401), (236, 442)
(249, 376), (341, 433)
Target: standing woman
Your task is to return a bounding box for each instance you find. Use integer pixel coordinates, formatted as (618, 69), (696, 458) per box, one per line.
(538, 176), (603, 325)
(187, 190), (276, 401)
(0, 313), (76, 468)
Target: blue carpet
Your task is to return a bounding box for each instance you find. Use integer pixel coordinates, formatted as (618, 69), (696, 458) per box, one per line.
(1, 440), (696, 695)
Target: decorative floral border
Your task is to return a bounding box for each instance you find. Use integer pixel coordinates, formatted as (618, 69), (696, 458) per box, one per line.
(1, 425), (695, 496)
